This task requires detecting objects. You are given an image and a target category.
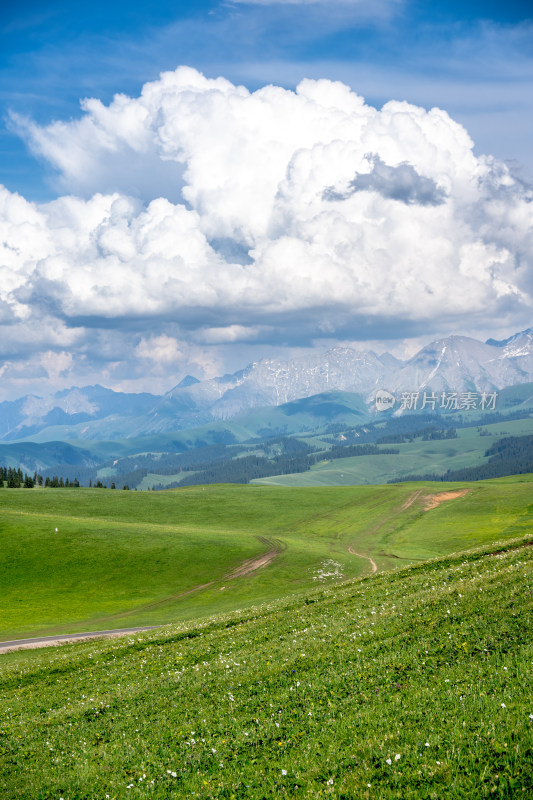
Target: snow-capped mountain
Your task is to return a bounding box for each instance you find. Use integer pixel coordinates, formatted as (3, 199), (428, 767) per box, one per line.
(150, 347), (388, 423)
(1, 327), (532, 441)
(388, 329), (533, 394)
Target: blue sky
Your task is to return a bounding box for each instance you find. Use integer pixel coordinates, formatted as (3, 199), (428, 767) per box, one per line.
(0, 0), (532, 398)
(2, 0), (532, 199)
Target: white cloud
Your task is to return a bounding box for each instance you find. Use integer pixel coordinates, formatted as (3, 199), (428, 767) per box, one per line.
(2, 66), (533, 394)
(40, 350), (74, 381)
(197, 325), (267, 344)
(135, 334), (183, 364)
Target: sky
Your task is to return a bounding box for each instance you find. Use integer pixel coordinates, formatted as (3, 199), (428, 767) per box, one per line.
(0, 0), (532, 399)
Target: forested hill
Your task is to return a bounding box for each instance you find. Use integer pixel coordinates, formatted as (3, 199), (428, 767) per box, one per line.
(389, 434), (533, 483)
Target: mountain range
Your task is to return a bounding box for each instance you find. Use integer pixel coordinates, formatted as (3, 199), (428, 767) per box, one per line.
(1, 327), (533, 442)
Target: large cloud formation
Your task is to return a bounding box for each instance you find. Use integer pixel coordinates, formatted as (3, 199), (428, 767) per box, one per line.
(2, 66), (532, 394)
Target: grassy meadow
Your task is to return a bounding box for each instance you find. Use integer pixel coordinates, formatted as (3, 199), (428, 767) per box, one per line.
(0, 529), (531, 798)
(254, 418), (533, 487)
(2, 477), (533, 639)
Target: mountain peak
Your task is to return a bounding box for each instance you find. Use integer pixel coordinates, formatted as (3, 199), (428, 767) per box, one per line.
(176, 375), (201, 389)
(486, 327), (533, 348)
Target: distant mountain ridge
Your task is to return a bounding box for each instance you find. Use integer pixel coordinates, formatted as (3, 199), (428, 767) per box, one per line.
(1, 327), (533, 441)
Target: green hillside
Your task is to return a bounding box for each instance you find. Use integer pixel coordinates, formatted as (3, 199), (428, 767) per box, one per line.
(1, 527), (531, 798)
(16, 391), (371, 447)
(254, 418), (533, 486)
(2, 476), (533, 640)
(1, 391), (532, 490)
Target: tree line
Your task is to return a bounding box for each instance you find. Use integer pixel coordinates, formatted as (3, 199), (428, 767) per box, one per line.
(388, 434), (533, 484)
(0, 466), (130, 489)
(0, 467), (40, 488)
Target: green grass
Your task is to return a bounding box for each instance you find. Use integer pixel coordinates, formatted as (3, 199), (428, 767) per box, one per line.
(0, 531), (531, 798)
(2, 477), (533, 639)
(254, 417), (533, 486)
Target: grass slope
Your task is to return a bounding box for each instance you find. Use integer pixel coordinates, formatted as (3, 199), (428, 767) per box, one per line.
(254, 418), (533, 486)
(2, 477), (533, 640)
(0, 534), (531, 798)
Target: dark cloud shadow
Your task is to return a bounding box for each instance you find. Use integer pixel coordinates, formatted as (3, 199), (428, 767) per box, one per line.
(324, 153), (447, 206)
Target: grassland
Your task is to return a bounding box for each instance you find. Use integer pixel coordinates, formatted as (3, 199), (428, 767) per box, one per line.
(254, 418), (533, 486)
(0, 528), (531, 798)
(2, 476), (533, 641)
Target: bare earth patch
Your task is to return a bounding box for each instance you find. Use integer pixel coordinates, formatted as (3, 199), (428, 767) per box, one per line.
(422, 490), (469, 510)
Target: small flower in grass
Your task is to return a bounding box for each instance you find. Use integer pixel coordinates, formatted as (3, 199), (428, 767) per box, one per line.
(425, 742), (430, 747)
(386, 758), (392, 765)
(282, 769), (287, 776)
(395, 754), (400, 761)
(501, 703), (506, 708)
(529, 714), (533, 720)
(327, 778), (334, 785)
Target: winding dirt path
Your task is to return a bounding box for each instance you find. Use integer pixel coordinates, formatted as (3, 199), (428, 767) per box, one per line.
(88, 536), (283, 620)
(345, 487), (471, 572)
(348, 546), (378, 574)
(223, 536), (281, 579)
(1, 536), (283, 651)
(400, 488), (424, 511)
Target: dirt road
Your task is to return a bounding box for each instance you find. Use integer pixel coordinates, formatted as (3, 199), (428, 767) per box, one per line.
(0, 626), (159, 654)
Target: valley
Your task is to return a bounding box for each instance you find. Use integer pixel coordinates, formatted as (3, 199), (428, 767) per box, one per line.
(0, 483), (531, 798)
(2, 476), (533, 641)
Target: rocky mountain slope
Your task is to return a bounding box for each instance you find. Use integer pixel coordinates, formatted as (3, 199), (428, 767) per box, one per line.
(1, 327), (532, 441)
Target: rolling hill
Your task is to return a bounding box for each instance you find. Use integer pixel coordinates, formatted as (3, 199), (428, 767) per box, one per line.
(0, 483), (531, 798)
(2, 476), (533, 640)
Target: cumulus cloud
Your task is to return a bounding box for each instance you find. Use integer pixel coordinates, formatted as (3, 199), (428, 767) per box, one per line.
(2, 66), (533, 394)
(136, 334), (183, 363)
